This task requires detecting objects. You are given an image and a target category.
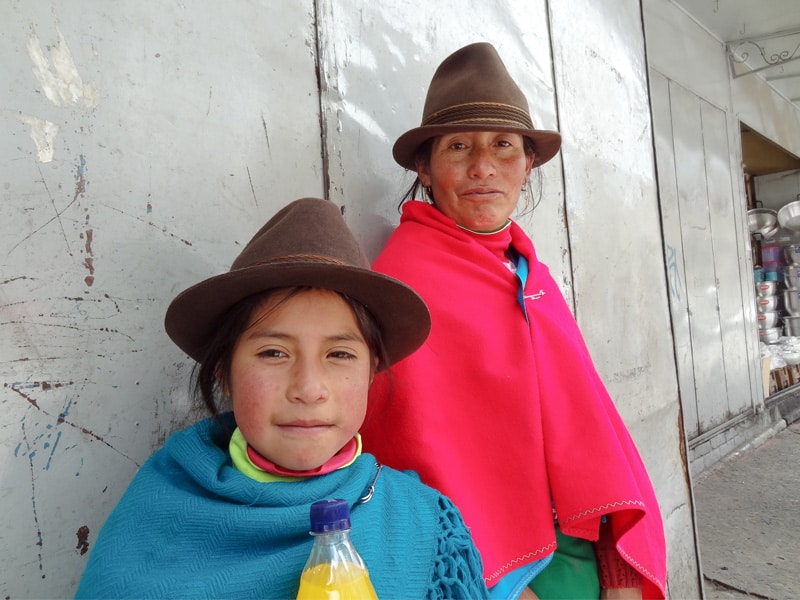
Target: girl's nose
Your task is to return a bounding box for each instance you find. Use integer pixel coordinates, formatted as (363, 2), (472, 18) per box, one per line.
(287, 358), (327, 404)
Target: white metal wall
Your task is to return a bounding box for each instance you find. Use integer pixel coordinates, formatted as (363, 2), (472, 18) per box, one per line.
(1, 1), (696, 597)
(644, 0), (800, 457)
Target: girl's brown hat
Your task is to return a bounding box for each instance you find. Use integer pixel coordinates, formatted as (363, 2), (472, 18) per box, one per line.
(392, 42), (562, 170)
(164, 198), (431, 367)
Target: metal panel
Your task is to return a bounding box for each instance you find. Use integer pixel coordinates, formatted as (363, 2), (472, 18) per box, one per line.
(0, 2), (322, 597)
(549, 0), (679, 420)
(649, 69), (700, 437)
(669, 81), (730, 431)
(700, 100), (756, 418)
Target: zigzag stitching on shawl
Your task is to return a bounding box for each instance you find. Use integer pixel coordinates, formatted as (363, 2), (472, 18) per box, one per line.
(560, 500), (665, 594)
(484, 540), (557, 583)
(615, 545), (666, 594)
(559, 499), (646, 524)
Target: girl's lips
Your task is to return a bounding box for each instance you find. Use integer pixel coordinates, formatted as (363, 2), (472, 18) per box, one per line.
(279, 421), (331, 434)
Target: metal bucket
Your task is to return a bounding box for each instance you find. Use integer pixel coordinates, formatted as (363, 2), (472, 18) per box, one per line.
(784, 264), (800, 288)
(757, 311), (780, 329)
(784, 288), (800, 316)
(784, 244), (800, 264)
(759, 326), (781, 343)
(785, 316), (800, 337)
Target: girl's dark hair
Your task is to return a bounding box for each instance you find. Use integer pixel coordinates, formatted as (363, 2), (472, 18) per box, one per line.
(397, 135), (542, 216)
(192, 287), (391, 418)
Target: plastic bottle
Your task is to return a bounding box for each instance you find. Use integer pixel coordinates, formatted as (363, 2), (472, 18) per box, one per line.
(296, 499), (378, 600)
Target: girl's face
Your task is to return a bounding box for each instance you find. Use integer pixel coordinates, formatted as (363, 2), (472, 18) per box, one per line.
(418, 131), (534, 232)
(228, 288), (374, 472)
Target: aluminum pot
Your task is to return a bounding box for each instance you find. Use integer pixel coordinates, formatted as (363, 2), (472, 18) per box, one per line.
(784, 264), (800, 288)
(748, 208), (778, 238)
(759, 326), (781, 344)
(756, 281), (779, 297)
(784, 244), (800, 264)
(756, 295), (780, 313)
(784, 288), (800, 316)
(757, 311), (780, 329)
(785, 316), (800, 337)
(778, 199), (800, 233)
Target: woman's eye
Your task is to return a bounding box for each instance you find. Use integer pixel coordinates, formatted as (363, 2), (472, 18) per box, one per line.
(258, 348), (286, 359)
(329, 350), (356, 360)
(449, 141), (466, 150)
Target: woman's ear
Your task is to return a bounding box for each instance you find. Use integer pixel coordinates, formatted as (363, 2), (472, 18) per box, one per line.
(416, 159), (432, 187)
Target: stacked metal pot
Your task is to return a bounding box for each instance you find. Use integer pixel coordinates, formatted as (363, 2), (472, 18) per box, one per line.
(783, 244), (800, 337)
(756, 247), (782, 342)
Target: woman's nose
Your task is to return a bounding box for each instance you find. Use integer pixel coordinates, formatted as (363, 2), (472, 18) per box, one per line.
(468, 146), (496, 178)
(287, 358), (327, 404)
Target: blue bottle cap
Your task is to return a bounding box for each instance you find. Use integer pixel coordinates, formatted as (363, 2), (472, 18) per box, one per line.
(309, 499), (351, 533)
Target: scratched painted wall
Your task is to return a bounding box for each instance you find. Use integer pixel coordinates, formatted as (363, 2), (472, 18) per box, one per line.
(1, 1), (696, 598)
(0, 1), (324, 597)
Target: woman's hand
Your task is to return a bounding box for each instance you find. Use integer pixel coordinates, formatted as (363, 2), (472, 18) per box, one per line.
(600, 588), (642, 600)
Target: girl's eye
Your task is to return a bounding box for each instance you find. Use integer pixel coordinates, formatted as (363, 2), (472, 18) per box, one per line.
(258, 348), (287, 359)
(329, 350), (356, 360)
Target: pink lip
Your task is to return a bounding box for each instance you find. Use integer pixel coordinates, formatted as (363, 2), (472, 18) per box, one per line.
(279, 420), (331, 434)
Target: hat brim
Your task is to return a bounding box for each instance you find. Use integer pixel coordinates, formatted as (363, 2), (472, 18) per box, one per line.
(392, 124), (562, 171)
(164, 261), (431, 369)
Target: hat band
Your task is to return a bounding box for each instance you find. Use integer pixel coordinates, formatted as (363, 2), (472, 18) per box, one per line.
(422, 102), (533, 129)
(242, 254), (350, 268)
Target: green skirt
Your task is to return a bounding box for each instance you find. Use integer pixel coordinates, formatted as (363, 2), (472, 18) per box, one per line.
(528, 524), (599, 599)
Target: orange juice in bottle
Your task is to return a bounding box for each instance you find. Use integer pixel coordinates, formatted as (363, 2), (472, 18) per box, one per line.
(296, 499), (378, 600)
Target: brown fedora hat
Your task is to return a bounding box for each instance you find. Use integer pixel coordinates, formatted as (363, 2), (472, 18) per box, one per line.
(393, 42), (562, 170)
(164, 198), (431, 368)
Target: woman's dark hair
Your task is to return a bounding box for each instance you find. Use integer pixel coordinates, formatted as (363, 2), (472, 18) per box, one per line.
(192, 287), (391, 418)
(397, 135), (542, 217)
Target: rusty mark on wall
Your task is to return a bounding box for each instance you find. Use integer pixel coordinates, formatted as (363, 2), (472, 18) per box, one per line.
(76, 155), (95, 287)
(75, 525), (90, 555)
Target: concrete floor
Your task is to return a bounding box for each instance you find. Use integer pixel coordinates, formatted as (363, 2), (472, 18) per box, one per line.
(693, 421), (800, 600)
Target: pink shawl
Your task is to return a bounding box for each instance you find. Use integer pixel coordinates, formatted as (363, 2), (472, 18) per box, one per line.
(360, 202), (666, 598)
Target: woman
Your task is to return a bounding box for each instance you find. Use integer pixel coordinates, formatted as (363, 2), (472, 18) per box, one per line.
(360, 43), (667, 599)
(75, 198), (488, 599)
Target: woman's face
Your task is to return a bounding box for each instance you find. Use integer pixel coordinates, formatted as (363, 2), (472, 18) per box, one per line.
(418, 131), (534, 232)
(228, 288), (374, 472)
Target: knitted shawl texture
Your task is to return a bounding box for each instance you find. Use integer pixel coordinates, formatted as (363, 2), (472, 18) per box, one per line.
(360, 201), (667, 598)
(75, 416), (488, 600)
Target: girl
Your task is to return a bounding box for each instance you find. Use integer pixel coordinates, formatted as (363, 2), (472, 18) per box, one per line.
(75, 197), (489, 599)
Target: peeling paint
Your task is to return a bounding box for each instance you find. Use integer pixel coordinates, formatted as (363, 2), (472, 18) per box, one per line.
(15, 114), (59, 163)
(26, 27), (98, 108)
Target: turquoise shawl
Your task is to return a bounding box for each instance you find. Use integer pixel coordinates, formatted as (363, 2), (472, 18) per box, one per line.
(75, 415), (487, 599)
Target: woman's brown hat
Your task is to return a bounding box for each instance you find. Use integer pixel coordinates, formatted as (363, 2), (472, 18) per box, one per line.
(392, 42), (562, 170)
(164, 198), (431, 368)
